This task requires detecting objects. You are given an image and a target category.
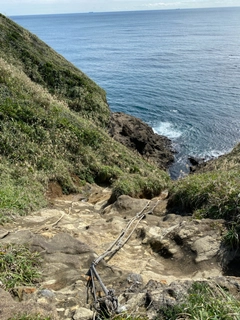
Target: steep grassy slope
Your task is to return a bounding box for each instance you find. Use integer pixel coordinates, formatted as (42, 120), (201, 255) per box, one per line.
(0, 15), (170, 222)
(0, 13), (109, 127)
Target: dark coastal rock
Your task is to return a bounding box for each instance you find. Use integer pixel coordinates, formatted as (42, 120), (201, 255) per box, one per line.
(188, 156), (205, 173)
(109, 112), (174, 170)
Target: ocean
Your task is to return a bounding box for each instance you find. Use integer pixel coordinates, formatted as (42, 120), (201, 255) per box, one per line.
(11, 7), (240, 179)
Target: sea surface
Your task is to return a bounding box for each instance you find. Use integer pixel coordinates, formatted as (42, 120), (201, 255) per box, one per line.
(11, 7), (240, 178)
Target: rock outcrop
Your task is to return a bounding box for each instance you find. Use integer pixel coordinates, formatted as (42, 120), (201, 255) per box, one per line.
(109, 112), (175, 170)
(1, 184), (240, 319)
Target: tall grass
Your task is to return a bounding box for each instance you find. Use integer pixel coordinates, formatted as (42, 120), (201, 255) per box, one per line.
(168, 169), (240, 221)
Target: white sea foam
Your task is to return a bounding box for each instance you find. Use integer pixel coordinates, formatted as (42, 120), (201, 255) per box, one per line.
(200, 148), (231, 161)
(153, 121), (182, 140)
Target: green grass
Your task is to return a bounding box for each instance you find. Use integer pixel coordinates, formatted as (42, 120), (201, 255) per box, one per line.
(0, 14), (110, 127)
(0, 243), (42, 290)
(158, 282), (240, 320)
(0, 158), (47, 222)
(110, 171), (169, 203)
(168, 166), (240, 248)
(0, 16), (170, 221)
(168, 170), (240, 220)
(222, 222), (240, 250)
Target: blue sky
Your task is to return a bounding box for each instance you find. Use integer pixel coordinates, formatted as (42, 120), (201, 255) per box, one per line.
(1, 0), (240, 16)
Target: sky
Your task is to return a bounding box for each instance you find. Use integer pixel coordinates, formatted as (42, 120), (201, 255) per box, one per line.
(1, 0), (240, 16)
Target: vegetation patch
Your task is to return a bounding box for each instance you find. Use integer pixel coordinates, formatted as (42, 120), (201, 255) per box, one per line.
(111, 171), (169, 203)
(222, 222), (240, 250)
(0, 159), (47, 223)
(108, 316), (147, 320)
(0, 14), (110, 127)
(0, 243), (42, 290)
(158, 282), (240, 320)
(168, 168), (240, 248)
(168, 170), (240, 220)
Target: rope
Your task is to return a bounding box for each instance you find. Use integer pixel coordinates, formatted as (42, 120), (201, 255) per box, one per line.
(86, 199), (160, 318)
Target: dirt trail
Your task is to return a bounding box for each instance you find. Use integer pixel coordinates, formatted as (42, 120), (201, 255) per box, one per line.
(1, 185), (239, 319)
(5, 184), (224, 283)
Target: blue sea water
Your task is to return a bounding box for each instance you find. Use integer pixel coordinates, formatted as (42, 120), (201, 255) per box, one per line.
(11, 7), (240, 178)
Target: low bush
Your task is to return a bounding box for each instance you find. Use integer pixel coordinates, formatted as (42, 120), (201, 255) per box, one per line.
(110, 171), (170, 203)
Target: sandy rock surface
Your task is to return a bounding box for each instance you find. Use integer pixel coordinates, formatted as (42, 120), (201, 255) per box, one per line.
(0, 184), (239, 319)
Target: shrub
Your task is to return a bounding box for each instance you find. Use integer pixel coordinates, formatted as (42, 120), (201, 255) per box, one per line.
(110, 171), (169, 203)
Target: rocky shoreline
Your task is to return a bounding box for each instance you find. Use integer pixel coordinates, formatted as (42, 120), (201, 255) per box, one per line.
(108, 111), (211, 178)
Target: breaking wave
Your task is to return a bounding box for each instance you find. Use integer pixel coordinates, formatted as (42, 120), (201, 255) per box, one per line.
(153, 121), (182, 140)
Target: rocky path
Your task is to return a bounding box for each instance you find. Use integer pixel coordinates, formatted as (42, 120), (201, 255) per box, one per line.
(0, 184), (239, 319)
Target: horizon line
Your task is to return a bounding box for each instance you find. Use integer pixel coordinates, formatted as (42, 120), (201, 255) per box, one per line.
(8, 5), (240, 18)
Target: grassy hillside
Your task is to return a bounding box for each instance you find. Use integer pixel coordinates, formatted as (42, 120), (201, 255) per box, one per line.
(0, 14), (170, 222)
(0, 13), (109, 127)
